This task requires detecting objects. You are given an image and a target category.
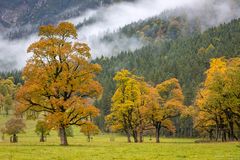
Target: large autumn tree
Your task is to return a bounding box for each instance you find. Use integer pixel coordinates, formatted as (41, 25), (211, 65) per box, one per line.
(106, 70), (148, 143)
(16, 22), (102, 145)
(194, 57), (240, 141)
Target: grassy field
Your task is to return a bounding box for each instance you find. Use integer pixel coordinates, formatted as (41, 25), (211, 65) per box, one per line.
(0, 116), (239, 160)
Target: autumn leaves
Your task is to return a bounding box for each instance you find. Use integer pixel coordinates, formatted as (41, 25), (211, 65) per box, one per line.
(16, 22), (102, 145)
(194, 57), (240, 141)
(106, 70), (185, 143)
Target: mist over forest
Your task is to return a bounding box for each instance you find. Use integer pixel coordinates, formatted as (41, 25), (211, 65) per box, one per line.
(0, 0), (239, 70)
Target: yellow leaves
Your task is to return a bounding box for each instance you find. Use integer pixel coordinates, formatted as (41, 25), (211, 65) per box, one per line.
(194, 57), (240, 134)
(39, 25), (55, 38)
(56, 22), (77, 39)
(107, 69), (185, 134)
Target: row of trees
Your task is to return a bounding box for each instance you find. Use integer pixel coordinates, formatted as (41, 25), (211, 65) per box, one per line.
(0, 118), (97, 143)
(94, 18), (240, 134)
(106, 70), (186, 143)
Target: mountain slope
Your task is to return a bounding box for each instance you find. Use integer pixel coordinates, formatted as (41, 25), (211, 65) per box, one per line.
(0, 0), (135, 39)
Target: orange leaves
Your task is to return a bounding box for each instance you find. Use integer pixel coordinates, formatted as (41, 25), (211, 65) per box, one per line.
(17, 22), (102, 132)
(84, 105), (100, 118)
(80, 122), (100, 136)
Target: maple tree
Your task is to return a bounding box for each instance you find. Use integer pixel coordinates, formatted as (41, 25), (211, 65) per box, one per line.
(146, 78), (185, 143)
(16, 22), (102, 145)
(106, 70), (145, 143)
(106, 70), (185, 143)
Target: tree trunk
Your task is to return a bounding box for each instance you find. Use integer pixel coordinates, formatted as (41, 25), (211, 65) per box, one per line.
(139, 130), (143, 143)
(155, 123), (161, 143)
(59, 126), (68, 146)
(124, 129), (131, 143)
(11, 134), (17, 143)
(133, 130), (138, 143)
(222, 130), (227, 142)
(228, 121), (235, 141)
(87, 133), (91, 142)
(215, 123), (219, 141)
(209, 129), (213, 141)
(40, 132), (45, 142)
(127, 134), (131, 143)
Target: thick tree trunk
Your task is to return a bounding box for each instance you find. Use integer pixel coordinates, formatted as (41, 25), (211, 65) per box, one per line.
(59, 126), (68, 146)
(155, 123), (161, 143)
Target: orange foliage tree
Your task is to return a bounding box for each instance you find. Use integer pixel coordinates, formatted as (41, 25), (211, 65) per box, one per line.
(146, 78), (185, 143)
(16, 22), (102, 145)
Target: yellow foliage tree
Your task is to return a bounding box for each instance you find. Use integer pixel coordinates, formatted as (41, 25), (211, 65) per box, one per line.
(194, 57), (240, 141)
(106, 70), (148, 143)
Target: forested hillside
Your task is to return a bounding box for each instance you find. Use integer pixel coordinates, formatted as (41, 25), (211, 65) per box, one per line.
(94, 18), (240, 133)
(0, 0), (135, 39)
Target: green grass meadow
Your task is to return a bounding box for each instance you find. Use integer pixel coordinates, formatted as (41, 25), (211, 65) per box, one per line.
(0, 116), (239, 160)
